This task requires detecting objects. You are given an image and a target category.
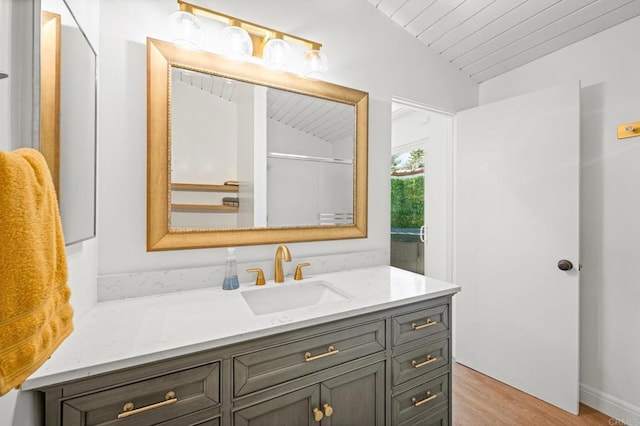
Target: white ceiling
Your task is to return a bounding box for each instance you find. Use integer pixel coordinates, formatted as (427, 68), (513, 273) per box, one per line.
(369, 0), (640, 82)
(172, 69), (354, 144)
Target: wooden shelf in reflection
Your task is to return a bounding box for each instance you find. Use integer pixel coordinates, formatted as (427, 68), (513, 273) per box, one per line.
(171, 183), (238, 192)
(171, 203), (238, 212)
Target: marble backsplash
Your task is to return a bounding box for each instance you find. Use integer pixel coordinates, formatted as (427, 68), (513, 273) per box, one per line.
(97, 249), (389, 301)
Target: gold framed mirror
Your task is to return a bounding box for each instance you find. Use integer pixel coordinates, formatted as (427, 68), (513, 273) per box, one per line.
(147, 38), (368, 251)
(40, 2), (97, 246)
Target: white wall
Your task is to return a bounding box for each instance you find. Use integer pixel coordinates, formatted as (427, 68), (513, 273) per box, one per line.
(97, 0), (477, 275)
(480, 15), (640, 423)
(171, 80), (238, 185)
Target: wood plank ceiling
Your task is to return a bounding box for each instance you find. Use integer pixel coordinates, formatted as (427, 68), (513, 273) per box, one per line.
(369, 0), (640, 82)
(172, 69), (354, 144)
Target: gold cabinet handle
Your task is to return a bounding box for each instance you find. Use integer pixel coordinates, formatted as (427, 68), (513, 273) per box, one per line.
(294, 262), (311, 280)
(304, 345), (339, 362)
(411, 391), (437, 407)
(411, 318), (437, 330)
(313, 407), (324, 422)
(323, 403), (334, 417)
(117, 391), (177, 419)
(411, 354), (437, 368)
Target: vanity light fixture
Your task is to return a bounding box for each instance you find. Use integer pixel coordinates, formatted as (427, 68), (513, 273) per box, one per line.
(222, 20), (253, 61)
(262, 33), (291, 72)
(168, 10), (203, 49)
(303, 49), (328, 79)
(168, 0), (328, 78)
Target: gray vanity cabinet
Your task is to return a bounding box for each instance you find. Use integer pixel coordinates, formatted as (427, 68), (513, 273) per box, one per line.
(37, 295), (453, 426)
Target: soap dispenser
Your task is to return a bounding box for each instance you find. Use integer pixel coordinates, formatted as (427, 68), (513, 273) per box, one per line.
(222, 248), (239, 290)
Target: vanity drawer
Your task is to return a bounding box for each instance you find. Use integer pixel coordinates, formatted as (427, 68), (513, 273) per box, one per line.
(157, 413), (220, 426)
(233, 319), (385, 397)
(392, 304), (449, 347)
(392, 338), (449, 386)
(61, 361), (220, 426)
(392, 373), (449, 425)
(399, 408), (449, 426)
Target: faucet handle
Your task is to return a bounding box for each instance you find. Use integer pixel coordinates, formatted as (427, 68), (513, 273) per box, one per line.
(294, 263), (311, 281)
(247, 268), (266, 286)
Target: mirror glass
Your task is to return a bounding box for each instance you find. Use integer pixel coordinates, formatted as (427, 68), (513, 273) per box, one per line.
(40, 0), (97, 245)
(147, 38), (368, 250)
(170, 67), (355, 230)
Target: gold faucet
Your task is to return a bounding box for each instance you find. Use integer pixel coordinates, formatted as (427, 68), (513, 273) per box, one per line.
(274, 245), (292, 283)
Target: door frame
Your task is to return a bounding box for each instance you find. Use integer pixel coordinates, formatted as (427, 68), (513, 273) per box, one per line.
(391, 96), (455, 282)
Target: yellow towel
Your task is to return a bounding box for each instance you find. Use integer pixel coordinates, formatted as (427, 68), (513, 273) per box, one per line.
(0, 148), (73, 396)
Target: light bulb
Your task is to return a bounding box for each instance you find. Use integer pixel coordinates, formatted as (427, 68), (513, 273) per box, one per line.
(222, 25), (253, 61)
(303, 49), (328, 79)
(263, 38), (291, 72)
(168, 11), (203, 49)
(199, 18), (226, 55)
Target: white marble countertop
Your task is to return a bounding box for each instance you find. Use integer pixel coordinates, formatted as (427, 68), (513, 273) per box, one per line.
(24, 265), (459, 390)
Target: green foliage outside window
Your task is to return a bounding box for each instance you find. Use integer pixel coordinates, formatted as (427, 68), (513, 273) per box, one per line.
(406, 148), (425, 170)
(391, 175), (424, 228)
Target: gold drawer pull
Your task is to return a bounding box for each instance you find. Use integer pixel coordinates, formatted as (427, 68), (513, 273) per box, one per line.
(411, 391), (437, 407)
(411, 318), (437, 330)
(305, 345), (339, 362)
(117, 391), (177, 419)
(411, 354), (438, 368)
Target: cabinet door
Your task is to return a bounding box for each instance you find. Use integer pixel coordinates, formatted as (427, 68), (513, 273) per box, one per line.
(234, 385), (321, 426)
(320, 362), (385, 426)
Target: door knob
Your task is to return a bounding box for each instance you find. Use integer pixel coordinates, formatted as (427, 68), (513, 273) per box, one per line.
(557, 260), (573, 271)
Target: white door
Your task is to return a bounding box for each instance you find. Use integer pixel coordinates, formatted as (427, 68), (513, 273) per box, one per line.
(454, 83), (580, 414)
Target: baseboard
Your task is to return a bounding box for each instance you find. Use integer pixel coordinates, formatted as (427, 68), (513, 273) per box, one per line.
(580, 383), (640, 425)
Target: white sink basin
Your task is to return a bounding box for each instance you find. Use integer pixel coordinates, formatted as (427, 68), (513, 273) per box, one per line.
(241, 280), (351, 316)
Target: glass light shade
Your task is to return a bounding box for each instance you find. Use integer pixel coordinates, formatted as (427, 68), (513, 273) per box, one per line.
(222, 25), (253, 61)
(263, 38), (291, 72)
(168, 11), (203, 49)
(199, 18), (227, 55)
(303, 49), (328, 79)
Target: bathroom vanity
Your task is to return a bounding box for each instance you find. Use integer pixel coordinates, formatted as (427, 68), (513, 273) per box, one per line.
(26, 266), (459, 425)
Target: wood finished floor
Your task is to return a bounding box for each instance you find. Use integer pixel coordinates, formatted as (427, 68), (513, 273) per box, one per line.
(452, 362), (615, 425)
